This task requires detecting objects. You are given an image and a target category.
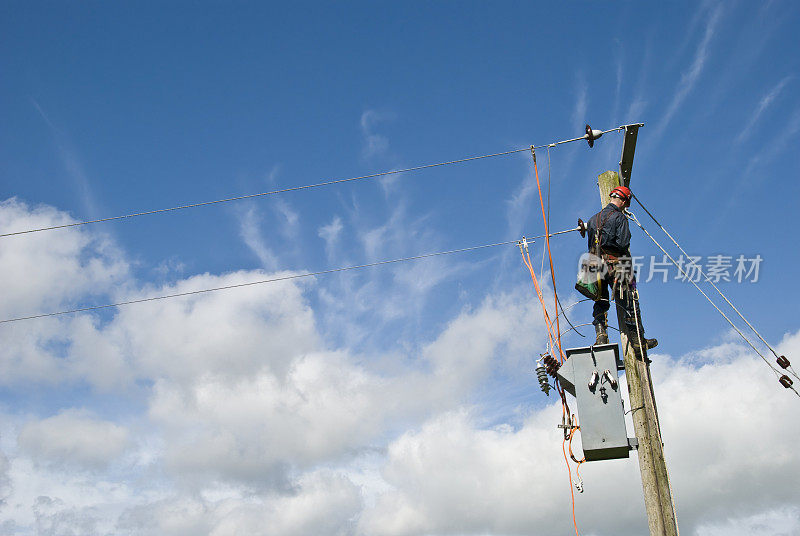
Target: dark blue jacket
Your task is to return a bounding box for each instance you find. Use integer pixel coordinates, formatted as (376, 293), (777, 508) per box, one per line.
(587, 203), (631, 257)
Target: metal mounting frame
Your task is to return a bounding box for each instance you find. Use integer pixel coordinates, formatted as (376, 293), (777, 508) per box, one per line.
(618, 123), (643, 187)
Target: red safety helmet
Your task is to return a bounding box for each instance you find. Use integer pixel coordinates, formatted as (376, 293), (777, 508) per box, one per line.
(610, 186), (632, 203)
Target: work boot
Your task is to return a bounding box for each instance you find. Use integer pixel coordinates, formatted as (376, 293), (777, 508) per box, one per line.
(630, 335), (658, 363)
(630, 335), (658, 349)
(594, 323), (609, 345)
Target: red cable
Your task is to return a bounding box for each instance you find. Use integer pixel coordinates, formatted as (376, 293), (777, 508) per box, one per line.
(519, 247), (560, 356)
(562, 433), (581, 536)
(532, 151), (565, 362)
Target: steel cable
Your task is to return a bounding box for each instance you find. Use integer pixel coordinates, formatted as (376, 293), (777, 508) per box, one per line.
(626, 211), (782, 377)
(632, 193), (785, 365)
(0, 227), (579, 324)
(0, 126), (629, 238)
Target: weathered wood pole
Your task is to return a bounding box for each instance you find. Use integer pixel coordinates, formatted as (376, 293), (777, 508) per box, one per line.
(597, 170), (678, 536)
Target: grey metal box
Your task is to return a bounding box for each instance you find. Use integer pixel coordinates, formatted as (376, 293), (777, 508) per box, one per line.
(557, 344), (629, 461)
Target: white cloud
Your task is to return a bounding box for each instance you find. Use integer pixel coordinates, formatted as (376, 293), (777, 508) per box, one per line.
(735, 76), (792, 144)
(505, 164), (537, 241)
(360, 110), (394, 161)
(142, 291), (544, 487)
(358, 407), (644, 536)
(1, 199), (799, 536)
(0, 199), (128, 320)
(117, 271), (320, 385)
(742, 107), (800, 178)
(359, 110), (403, 196)
(273, 198), (299, 239)
(571, 73), (588, 130)
(237, 206), (279, 270)
(655, 4), (723, 138)
(0, 199), (129, 385)
(116, 471), (361, 536)
(148, 352), (393, 483)
(0, 450), (10, 505)
(423, 292), (544, 393)
(236, 197), (301, 269)
(17, 410), (130, 471)
(31, 99), (99, 218)
(358, 332), (800, 536)
(695, 507), (800, 536)
(314, 202), (462, 349)
(32, 495), (101, 536)
(318, 215), (344, 260)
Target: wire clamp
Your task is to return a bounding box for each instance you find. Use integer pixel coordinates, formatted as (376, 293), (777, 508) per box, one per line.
(517, 236), (532, 253)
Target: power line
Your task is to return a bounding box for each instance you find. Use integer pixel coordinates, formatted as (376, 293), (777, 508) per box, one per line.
(632, 192), (783, 362)
(626, 211), (782, 377)
(0, 126), (629, 238)
(0, 227), (580, 324)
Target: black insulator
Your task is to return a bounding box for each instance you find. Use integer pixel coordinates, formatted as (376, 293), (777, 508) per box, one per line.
(543, 354), (561, 377)
(777, 355), (790, 369)
(536, 364), (551, 396)
(779, 375), (793, 389)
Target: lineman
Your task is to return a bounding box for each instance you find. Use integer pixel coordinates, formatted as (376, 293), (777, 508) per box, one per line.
(585, 186), (657, 353)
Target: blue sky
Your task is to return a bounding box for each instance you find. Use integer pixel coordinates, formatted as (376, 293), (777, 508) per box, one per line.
(1, 2), (799, 535)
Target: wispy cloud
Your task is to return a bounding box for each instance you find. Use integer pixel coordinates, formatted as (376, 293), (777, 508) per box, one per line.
(264, 164), (281, 186)
(238, 206), (278, 270)
(360, 110), (403, 197)
(505, 167), (536, 240)
(742, 106), (800, 178)
(654, 4), (723, 138)
(273, 198), (299, 240)
(713, 106), (800, 223)
(571, 73), (588, 130)
(735, 76), (793, 144)
(360, 110), (394, 161)
(30, 99), (99, 218)
(611, 41), (624, 126)
(548, 72), (590, 186)
(623, 32), (654, 125)
(318, 215), (344, 261)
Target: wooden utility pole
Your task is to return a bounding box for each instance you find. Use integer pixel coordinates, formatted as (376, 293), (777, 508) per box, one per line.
(597, 170), (678, 535)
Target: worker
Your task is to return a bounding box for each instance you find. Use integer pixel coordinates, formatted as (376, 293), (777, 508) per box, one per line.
(585, 185), (657, 353)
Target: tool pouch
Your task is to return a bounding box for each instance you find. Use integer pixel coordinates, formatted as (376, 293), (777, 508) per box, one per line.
(575, 252), (606, 301)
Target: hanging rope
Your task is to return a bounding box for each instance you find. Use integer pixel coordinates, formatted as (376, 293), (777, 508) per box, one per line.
(519, 239), (560, 359)
(518, 237), (581, 535)
(544, 146), (584, 339)
(561, 434), (582, 536)
(531, 147), (565, 362)
(519, 230), (580, 535)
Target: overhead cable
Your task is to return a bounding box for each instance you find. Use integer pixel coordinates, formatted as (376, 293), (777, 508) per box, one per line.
(531, 147), (565, 361)
(0, 227), (579, 325)
(543, 143), (583, 338)
(632, 193), (784, 363)
(626, 211), (783, 378)
(0, 126), (629, 238)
